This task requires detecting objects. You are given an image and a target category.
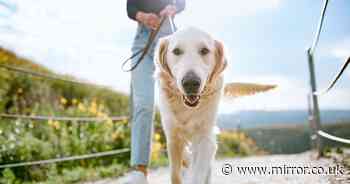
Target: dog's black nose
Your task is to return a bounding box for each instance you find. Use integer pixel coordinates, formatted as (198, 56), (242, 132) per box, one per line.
(182, 71), (201, 94)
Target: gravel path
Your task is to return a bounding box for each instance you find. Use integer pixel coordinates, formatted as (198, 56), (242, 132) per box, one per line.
(85, 152), (349, 184)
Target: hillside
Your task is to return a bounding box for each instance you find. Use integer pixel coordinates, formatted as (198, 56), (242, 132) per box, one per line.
(0, 47), (132, 183)
(218, 110), (350, 130)
(242, 122), (350, 154)
(218, 110), (350, 154)
(0, 47), (129, 115)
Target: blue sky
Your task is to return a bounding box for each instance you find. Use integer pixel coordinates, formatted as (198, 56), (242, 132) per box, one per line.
(0, 0), (349, 113)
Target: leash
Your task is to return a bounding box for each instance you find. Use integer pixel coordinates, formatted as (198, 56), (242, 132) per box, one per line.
(121, 16), (174, 72)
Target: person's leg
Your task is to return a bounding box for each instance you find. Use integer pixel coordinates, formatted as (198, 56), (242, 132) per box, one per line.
(130, 25), (155, 175)
(130, 53), (155, 169)
(127, 19), (173, 181)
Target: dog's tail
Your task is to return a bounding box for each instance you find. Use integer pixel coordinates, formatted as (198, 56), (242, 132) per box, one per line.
(224, 82), (277, 98)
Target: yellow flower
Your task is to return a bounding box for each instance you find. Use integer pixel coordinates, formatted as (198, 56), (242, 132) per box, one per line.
(72, 98), (78, 105)
(151, 142), (163, 161)
(53, 121), (60, 130)
(17, 88), (23, 94)
(154, 133), (161, 141)
(97, 111), (107, 118)
(78, 103), (86, 112)
(106, 118), (113, 127)
(60, 97), (67, 105)
(89, 101), (98, 115)
(48, 119), (60, 129)
(48, 119), (54, 126)
(112, 132), (119, 140)
(123, 119), (128, 124)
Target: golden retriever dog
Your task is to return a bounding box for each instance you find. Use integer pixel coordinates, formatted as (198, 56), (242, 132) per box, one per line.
(154, 27), (276, 184)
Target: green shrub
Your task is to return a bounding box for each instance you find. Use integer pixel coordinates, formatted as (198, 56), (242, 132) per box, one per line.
(217, 131), (264, 157)
(0, 48), (131, 183)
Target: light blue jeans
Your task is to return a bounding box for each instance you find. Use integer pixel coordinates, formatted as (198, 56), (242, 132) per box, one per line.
(130, 20), (174, 167)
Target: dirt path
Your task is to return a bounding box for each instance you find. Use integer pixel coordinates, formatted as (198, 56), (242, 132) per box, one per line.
(86, 152), (349, 184)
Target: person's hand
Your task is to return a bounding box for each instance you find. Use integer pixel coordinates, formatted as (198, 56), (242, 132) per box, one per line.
(136, 12), (160, 30)
(159, 5), (177, 17)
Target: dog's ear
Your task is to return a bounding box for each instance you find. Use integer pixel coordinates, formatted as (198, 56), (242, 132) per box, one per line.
(156, 37), (173, 77)
(209, 40), (227, 83)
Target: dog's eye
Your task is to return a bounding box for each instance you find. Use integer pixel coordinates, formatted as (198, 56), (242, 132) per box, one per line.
(200, 47), (210, 56)
(172, 48), (183, 56)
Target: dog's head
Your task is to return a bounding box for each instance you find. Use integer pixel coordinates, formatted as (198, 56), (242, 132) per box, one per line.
(155, 27), (227, 108)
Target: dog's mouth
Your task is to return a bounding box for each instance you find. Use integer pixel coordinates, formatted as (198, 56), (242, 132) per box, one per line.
(182, 94), (201, 108)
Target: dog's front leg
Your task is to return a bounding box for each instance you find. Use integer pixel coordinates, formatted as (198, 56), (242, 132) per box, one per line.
(167, 133), (185, 184)
(191, 134), (217, 184)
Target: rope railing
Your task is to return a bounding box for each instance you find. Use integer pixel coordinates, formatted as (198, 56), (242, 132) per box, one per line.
(0, 148), (130, 169)
(309, 0), (329, 55)
(0, 63), (108, 88)
(307, 0), (350, 148)
(318, 130), (350, 145)
(314, 56), (350, 96)
(0, 113), (128, 122)
(308, 0), (349, 95)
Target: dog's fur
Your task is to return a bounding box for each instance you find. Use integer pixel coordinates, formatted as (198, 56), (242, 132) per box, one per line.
(154, 27), (275, 184)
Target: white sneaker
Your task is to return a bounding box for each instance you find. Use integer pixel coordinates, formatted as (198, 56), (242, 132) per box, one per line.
(118, 171), (148, 184)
